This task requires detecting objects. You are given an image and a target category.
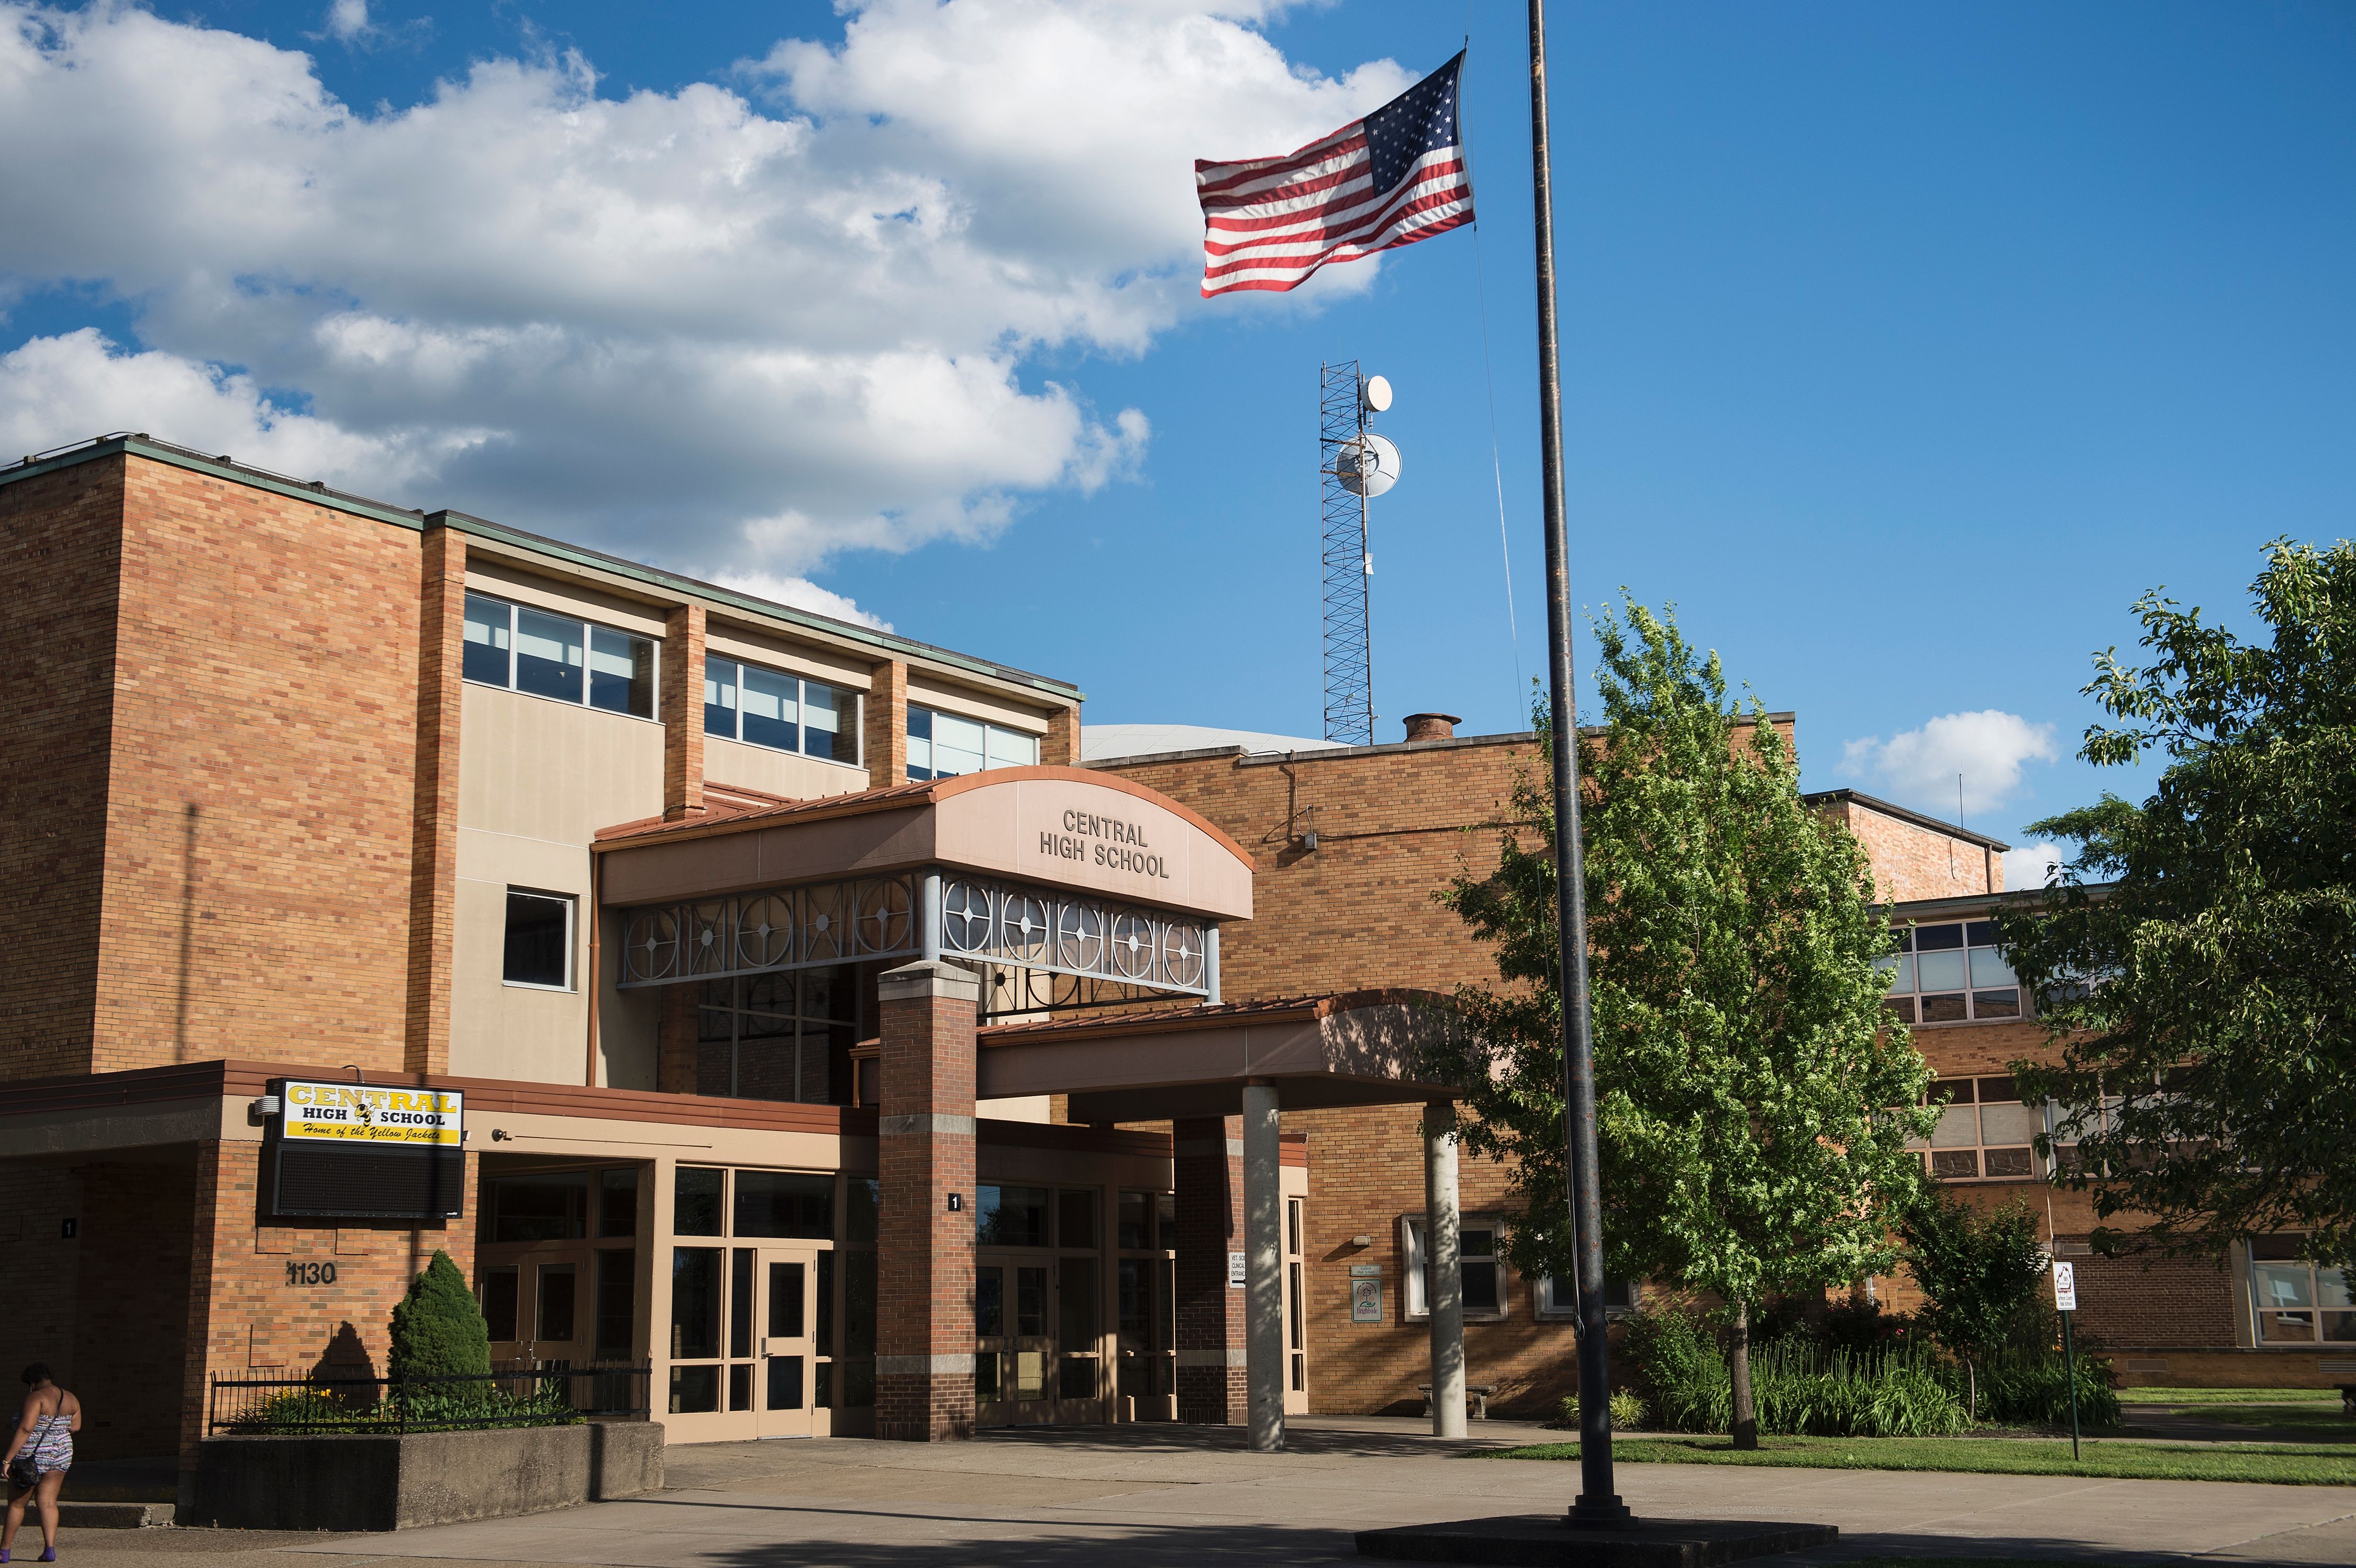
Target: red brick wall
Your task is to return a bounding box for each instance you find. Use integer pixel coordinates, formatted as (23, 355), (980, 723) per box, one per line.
(875, 977), (978, 1440)
(866, 660), (908, 788)
(181, 1139), (482, 1462)
(1101, 738), (1540, 1003)
(1830, 799), (1997, 902)
(663, 604), (707, 820)
(87, 456), (422, 1074)
(0, 461), (125, 1077)
(0, 1169), (89, 1393)
(73, 1158), (198, 1460)
(406, 525), (465, 1075)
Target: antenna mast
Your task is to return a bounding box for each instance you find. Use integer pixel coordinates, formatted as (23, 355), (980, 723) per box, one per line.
(1320, 361), (1375, 746)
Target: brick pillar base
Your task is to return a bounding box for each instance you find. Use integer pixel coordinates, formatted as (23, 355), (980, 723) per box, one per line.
(1173, 1115), (1247, 1424)
(875, 960), (980, 1442)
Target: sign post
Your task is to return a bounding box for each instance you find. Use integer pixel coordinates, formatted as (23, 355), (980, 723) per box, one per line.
(2052, 1259), (2081, 1461)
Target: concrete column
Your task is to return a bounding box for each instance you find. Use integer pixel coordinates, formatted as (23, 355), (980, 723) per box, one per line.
(1172, 1115), (1247, 1424)
(1242, 1080), (1285, 1453)
(1425, 1100), (1465, 1439)
(875, 960), (980, 1441)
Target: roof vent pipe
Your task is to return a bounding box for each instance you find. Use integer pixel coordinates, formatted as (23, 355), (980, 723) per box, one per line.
(1402, 713), (1460, 743)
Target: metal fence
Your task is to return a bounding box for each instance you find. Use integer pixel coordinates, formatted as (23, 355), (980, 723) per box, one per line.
(208, 1361), (651, 1435)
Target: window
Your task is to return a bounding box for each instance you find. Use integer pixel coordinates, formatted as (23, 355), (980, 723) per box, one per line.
(906, 705), (1039, 781)
(734, 1171), (834, 1240)
(703, 655), (862, 764)
(1910, 1077), (2042, 1181)
(975, 1185), (1050, 1247)
(2249, 1237), (2354, 1344)
(463, 591), (655, 718)
(502, 889), (574, 989)
(1287, 1198), (1306, 1394)
(1534, 1274), (1641, 1319)
(1878, 920), (2022, 1025)
(696, 969), (852, 1105)
(1401, 1216), (1506, 1320)
(489, 1172), (588, 1242)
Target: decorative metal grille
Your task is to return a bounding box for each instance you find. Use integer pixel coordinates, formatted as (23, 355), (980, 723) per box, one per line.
(939, 878), (1209, 996)
(618, 874), (919, 987)
(977, 966), (1180, 1025)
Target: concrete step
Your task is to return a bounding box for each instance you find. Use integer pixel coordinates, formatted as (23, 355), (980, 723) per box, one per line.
(58, 1500), (175, 1529)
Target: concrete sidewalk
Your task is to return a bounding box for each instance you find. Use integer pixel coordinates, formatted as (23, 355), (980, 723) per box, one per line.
(50, 1417), (2356, 1567)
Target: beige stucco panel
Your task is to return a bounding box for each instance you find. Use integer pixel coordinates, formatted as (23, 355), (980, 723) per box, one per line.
(457, 684), (665, 843)
(703, 628), (874, 690)
(906, 673), (1056, 735)
(704, 735), (870, 803)
(599, 808), (936, 906)
(466, 559), (670, 639)
(451, 874), (591, 1085)
(935, 776), (1252, 920)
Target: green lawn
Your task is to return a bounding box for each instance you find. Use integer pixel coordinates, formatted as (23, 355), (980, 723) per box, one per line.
(2123, 1385), (2346, 1406)
(2151, 1404), (2356, 1434)
(1481, 1433), (2356, 1485)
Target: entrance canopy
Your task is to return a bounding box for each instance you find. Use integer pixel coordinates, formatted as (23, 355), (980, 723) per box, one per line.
(596, 768), (1255, 1016)
(979, 991), (1464, 1120)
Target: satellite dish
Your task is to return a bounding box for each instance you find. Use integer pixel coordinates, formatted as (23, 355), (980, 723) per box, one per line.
(1361, 374), (1393, 414)
(1335, 432), (1402, 497)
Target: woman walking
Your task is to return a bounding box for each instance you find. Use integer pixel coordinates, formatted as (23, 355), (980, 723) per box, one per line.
(2, 1364), (77, 1563)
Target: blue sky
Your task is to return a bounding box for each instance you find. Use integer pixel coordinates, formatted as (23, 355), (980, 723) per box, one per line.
(4, 1), (2350, 868)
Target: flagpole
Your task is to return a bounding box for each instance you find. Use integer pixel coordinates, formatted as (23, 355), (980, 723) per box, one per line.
(1526, 0), (1628, 1527)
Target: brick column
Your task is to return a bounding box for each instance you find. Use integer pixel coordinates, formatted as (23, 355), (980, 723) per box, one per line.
(1042, 703), (1080, 767)
(404, 524), (465, 1076)
(1173, 1115), (1247, 1424)
(663, 604), (707, 821)
(657, 982), (700, 1094)
(868, 659), (909, 787)
(875, 959), (979, 1441)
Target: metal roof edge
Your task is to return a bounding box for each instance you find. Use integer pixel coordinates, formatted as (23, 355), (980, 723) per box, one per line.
(0, 435), (429, 531)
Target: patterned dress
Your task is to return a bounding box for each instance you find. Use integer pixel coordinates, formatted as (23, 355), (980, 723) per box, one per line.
(21, 1406), (70, 1477)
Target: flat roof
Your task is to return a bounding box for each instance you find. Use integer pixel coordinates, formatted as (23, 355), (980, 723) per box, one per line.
(0, 431), (1082, 702)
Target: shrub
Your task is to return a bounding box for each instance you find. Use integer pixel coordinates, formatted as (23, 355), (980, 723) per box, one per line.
(1555, 1389), (1648, 1429)
(1620, 1309), (1967, 1437)
(390, 1250), (492, 1382)
(1957, 1345), (2122, 1429)
(1818, 1298), (1919, 1354)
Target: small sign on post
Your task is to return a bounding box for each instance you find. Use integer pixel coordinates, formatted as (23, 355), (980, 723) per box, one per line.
(2053, 1258), (2082, 1460)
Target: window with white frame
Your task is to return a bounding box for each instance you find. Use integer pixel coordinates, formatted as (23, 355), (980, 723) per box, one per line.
(1533, 1274), (1641, 1319)
(1401, 1216), (1505, 1320)
(1877, 920), (2022, 1024)
(905, 705), (1039, 781)
(502, 889), (574, 990)
(1910, 1076), (2042, 1181)
(2249, 1237), (2354, 1344)
(463, 592), (657, 718)
(702, 655), (863, 765)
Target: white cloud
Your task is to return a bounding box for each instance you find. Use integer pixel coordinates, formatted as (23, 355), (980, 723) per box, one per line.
(1839, 709), (2058, 818)
(324, 1), (370, 43)
(2002, 841), (2064, 891)
(0, 1), (1409, 589)
(709, 569), (894, 632)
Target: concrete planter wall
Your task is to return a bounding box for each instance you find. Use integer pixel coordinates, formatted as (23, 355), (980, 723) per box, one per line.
(190, 1421), (662, 1531)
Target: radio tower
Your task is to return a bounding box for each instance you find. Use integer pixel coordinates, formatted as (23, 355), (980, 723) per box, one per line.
(1319, 362), (1374, 746)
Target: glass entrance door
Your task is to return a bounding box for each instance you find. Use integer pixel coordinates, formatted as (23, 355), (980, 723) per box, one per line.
(974, 1258), (1057, 1425)
(755, 1249), (817, 1438)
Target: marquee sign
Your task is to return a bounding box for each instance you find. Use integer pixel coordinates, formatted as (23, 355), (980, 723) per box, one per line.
(280, 1081), (464, 1149)
(268, 1078), (466, 1221)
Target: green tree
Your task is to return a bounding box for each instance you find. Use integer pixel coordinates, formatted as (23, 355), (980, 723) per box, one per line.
(1427, 598), (1936, 1448)
(389, 1249), (493, 1382)
(2000, 539), (2356, 1268)
(1899, 1186), (2050, 1421)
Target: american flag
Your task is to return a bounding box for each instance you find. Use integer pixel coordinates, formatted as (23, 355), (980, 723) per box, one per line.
(1196, 53), (1474, 297)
